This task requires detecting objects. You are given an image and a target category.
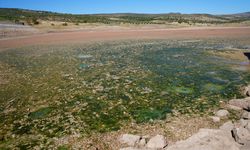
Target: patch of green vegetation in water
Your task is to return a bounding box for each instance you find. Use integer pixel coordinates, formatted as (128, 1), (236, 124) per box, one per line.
(203, 83), (224, 92)
(79, 63), (89, 69)
(28, 107), (53, 119)
(132, 107), (172, 123)
(173, 86), (194, 94)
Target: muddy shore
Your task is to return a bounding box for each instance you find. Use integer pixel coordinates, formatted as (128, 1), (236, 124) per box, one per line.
(1, 26), (250, 50)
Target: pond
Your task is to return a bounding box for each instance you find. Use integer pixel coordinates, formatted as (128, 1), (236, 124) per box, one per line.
(1, 39), (250, 148)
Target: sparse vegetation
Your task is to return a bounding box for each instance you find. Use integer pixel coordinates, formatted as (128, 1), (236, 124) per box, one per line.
(0, 8), (249, 25)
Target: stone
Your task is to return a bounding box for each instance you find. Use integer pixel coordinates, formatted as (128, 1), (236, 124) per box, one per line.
(146, 134), (167, 149)
(229, 98), (250, 111)
(138, 138), (146, 147)
(226, 104), (242, 111)
(242, 111), (250, 120)
(220, 121), (234, 131)
(246, 122), (250, 131)
(216, 109), (229, 118)
(232, 128), (240, 143)
(240, 141), (250, 150)
(166, 129), (240, 150)
(232, 127), (250, 145)
(243, 85), (250, 97)
(236, 127), (250, 141)
(239, 119), (248, 128)
(119, 134), (141, 146)
(210, 116), (220, 123)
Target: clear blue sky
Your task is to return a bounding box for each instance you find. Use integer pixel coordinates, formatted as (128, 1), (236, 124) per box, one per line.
(0, 0), (250, 14)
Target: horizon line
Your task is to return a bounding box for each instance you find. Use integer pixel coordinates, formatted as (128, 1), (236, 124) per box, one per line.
(1, 7), (250, 16)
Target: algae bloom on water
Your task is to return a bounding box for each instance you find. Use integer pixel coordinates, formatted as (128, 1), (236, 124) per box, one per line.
(1, 39), (250, 149)
(203, 83), (224, 92)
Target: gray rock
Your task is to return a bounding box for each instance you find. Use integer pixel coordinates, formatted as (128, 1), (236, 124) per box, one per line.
(236, 127), (250, 141)
(232, 128), (241, 144)
(239, 119), (248, 128)
(242, 111), (250, 120)
(229, 98), (250, 111)
(219, 121), (234, 134)
(246, 122), (250, 131)
(216, 109), (229, 118)
(138, 138), (146, 147)
(240, 141), (250, 150)
(210, 116), (220, 123)
(119, 134), (141, 146)
(146, 134), (167, 149)
(166, 129), (240, 150)
(232, 127), (250, 145)
(227, 104), (242, 111)
(243, 85), (250, 97)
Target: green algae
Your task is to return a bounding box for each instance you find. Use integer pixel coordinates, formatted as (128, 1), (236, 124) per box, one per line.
(29, 107), (53, 119)
(173, 86), (194, 94)
(203, 83), (224, 92)
(1, 39), (250, 148)
(132, 107), (172, 123)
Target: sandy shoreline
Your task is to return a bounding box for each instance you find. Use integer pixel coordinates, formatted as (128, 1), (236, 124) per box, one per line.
(1, 26), (250, 50)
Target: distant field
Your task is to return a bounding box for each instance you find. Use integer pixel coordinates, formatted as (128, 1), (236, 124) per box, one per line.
(1, 8), (250, 40)
(1, 8), (250, 26)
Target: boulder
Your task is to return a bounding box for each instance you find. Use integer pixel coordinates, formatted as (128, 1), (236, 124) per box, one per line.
(239, 119), (248, 128)
(219, 121), (234, 134)
(242, 111), (250, 120)
(232, 127), (250, 144)
(243, 85), (250, 97)
(229, 98), (250, 111)
(246, 122), (250, 131)
(226, 104), (242, 111)
(232, 128), (240, 143)
(146, 134), (167, 149)
(119, 134), (141, 146)
(138, 138), (146, 147)
(210, 116), (220, 123)
(236, 127), (250, 141)
(216, 109), (229, 118)
(240, 141), (250, 150)
(166, 129), (240, 150)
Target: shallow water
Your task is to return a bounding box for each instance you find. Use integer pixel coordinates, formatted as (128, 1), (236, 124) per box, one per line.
(1, 39), (250, 148)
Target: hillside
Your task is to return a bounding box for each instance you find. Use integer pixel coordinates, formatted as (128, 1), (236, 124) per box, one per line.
(0, 8), (250, 25)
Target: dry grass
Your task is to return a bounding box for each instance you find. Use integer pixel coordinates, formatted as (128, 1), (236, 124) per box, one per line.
(207, 49), (247, 61)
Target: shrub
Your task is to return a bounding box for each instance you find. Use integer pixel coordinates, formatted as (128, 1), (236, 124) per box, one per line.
(32, 18), (39, 25)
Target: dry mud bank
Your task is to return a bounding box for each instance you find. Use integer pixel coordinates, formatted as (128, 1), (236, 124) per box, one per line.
(1, 27), (250, 50)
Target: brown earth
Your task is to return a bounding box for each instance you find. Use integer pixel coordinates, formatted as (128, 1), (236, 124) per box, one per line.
(1, 27), (250, 50)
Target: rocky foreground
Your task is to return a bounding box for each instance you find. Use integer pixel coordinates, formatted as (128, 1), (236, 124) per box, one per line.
(118, 89), (250, 150)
